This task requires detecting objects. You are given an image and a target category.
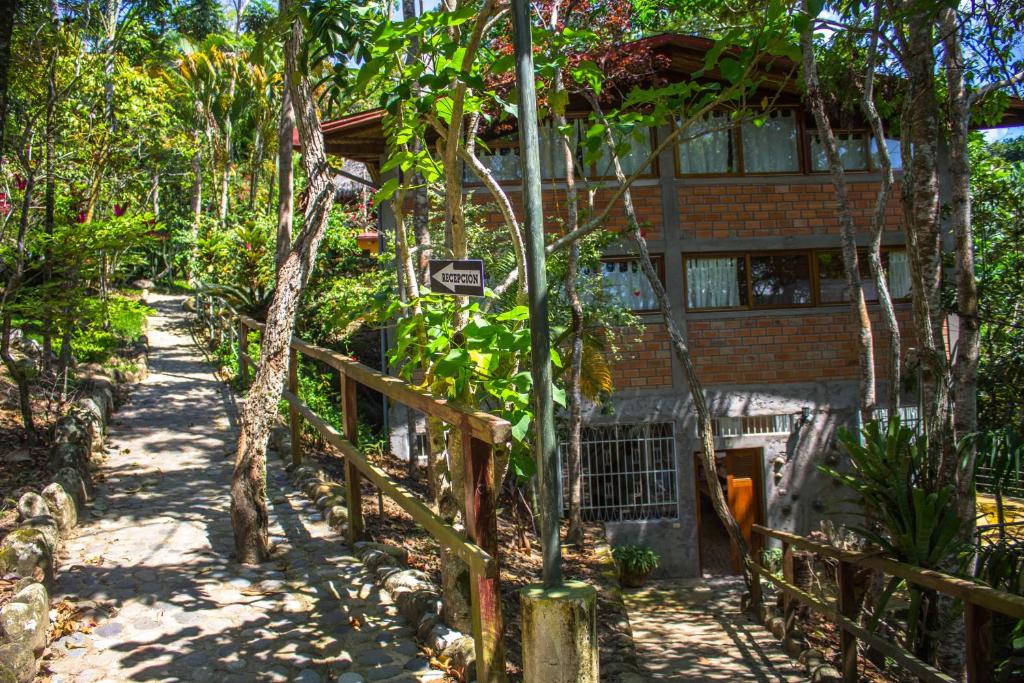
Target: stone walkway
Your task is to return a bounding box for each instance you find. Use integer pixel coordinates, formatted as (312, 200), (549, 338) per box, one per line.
(44, 295), (439, 683)
(625, 577), (807, 682)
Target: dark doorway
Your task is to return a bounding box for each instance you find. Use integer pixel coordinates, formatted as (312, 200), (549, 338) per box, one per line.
(693, 448), (765, 576)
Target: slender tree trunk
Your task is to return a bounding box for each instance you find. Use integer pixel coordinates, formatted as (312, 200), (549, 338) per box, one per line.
(103, 0), (119, 132)
(800, 6), (876, 422)
(230, 0), (338, 565)
(42, 47), (58, 374)
(248, 129), (263, 212)
(584, 92), (750, 578)
(0, 0), (17, 161)
(1, 168), (37, 443)
(860, 6), (901, 415)
(190, 122), (203, 279)
(276, 75), (294, 271)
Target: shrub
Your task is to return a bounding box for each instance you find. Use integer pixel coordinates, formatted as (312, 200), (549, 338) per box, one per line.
(612, 543), (660, 576)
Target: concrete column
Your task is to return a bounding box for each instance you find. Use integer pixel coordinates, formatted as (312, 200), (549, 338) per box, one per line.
(520, 581), (598, 683)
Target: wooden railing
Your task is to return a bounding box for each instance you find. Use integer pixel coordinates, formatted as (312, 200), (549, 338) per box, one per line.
(748, 525), (1024, 683)
(196, 293), (511, 682)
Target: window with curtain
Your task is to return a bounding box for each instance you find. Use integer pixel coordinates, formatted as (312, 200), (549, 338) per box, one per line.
(870, 137), (904, 170)
(677, 112), (734, 174)
(750, 253), (811, 306)
(594, 127), (654, 178)
(817, 252), (878, 303)
(810, 132), (869, 171)
(600, 259), (659, 311)
(470, 145), (521, 182)
(686, 257), (747, 309)
(818, 250), (910, 303)
(741, 110), (799, 173)
(886, 250), (911, 299)
(539, 120), (583, 180)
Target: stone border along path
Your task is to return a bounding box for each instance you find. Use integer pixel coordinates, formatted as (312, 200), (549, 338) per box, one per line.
(624, 576), (809, 682)
(44, 294), (443, 683)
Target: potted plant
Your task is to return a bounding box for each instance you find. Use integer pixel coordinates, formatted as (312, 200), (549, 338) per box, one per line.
(613, 543), (660, 587)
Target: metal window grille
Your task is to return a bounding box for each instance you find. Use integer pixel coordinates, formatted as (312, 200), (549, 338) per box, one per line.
(712, 414), (795, 437)
(873, 405), (921, 430)
(559, 422), (678, 522)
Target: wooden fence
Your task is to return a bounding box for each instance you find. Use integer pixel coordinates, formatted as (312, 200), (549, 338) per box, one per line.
(196, 293), (511, 683)
(747, 524), (1024, 683)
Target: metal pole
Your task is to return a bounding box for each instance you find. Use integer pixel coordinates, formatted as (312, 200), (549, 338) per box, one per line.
(511, 0), (561, 589)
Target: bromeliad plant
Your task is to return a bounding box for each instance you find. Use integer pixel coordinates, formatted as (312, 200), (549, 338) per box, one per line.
(612, 543), (660, 587)
(387, 293), (565, 480)
(822, 417), (969, 664)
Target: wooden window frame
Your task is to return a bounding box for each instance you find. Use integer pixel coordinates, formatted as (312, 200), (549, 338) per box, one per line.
(683, 247), (912, 312)
(674, 105), (807, 178)
(598, 254), (665, 313)
(806, 129), (872, 174)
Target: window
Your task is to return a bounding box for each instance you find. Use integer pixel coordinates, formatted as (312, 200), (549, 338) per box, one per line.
(870, 137), (904, 170)
(750, 253), (812, 306)
(539, 121), (575, 180)
(712, 414), (795, 437)
(677, 112), (735, 175)
(586, 257), (662, 311)
(741, 110), (800, 173)
(594, 127), (655, 178)
(817, 249), (911, 303)
(686, 256), (747, 309)
(474, 144), (521, 182)
(559, 422), (678, 522)
(810, 132), (869, 172)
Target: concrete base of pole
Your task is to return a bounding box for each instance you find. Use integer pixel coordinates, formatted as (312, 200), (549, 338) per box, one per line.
(520, 580), (599, 683)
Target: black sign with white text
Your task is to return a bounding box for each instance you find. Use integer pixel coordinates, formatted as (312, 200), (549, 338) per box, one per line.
(428, 259), (486, 296)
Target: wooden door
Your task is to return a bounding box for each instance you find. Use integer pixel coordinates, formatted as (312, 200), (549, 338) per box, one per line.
(727, 475), (755, 573)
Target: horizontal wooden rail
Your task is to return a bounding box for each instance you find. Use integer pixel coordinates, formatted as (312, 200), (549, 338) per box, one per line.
(281, 388), (497, 576)
(754, 525), (1024, 619)
(240, 315), (511, 445)
(746, 560), (954, 683)
(193, 301), (509, 682)
(750, 524), (1024, 683)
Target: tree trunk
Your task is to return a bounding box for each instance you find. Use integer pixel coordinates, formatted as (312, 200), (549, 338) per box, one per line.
(860, 6), (901, 415)
(800, 5), (876, 422)
(230, 1), (338, 565)
(248, 129), (263, 212)
(276, 74), (294, 271)
(584, 92), (750, 577)
(191, 122), (203, 279)
(0, 0), (17, 161)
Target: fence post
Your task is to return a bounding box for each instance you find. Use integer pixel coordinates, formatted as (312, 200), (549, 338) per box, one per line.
(747, 554), (762, 619)
(463, 433), (505, 683)
(341, 370), (364, 545)
(288, 347), (302, 466)
(781, 541), (797, 639)
(238, 318), (248, 383)
(836, 560), (858, 683)
(965, 602), (994, 683)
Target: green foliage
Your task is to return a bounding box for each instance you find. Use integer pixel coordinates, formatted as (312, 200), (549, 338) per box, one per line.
(612, 543), (660, 575)
(822, 418), (968, 569)
(72, 296), (153, 364)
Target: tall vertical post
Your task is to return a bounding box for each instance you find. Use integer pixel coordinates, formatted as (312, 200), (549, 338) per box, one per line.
(341, 370), (364, 545)
(836, 560), (858, 683)
(238, 318), (248, 382)
(511, 0), (561, 590)
(965, 602), (993, 683)
(463, 433), (505, 683)
(288, 347), (302, 466)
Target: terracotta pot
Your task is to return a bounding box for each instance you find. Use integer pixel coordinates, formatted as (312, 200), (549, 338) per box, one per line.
(620, 568), (652, 588)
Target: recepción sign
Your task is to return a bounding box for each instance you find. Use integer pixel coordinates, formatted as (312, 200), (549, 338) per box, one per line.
(429, 259), (486, 297)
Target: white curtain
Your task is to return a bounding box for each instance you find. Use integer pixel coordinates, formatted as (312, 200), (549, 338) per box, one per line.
(887, 250), (911, 299)
(810, 133), (868, 171)
(595, 128), (653, 177)
(687, 257), (741, 308)
(603, 260), (657, 310)
(678, 112), (730, 174)
(742, 110), (799, 173)
(476, 146), (521, 182)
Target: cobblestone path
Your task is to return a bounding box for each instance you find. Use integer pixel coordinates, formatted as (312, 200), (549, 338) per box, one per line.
(625, 577), (807, 682)
(45, 295), (439, 683)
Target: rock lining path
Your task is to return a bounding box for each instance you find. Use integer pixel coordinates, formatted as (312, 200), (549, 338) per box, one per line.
(625, 576), (808, 681)
(45, 295), (439, 683)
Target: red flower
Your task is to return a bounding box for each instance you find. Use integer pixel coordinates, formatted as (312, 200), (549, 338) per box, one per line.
(639, 229), (647, 238)
(77, 212), (88, 224)
(633, 290), (641, 296)
(15, 175), (26, 191)
(114, 203), (126, 217)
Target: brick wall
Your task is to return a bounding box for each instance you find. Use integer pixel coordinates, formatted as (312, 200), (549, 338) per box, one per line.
(677, 181), (902, 240)
(605, 323), (674, 390)
(687, 306), (916, 385)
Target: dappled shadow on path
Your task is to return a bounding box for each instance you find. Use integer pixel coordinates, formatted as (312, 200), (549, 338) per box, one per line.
(625, 577), (807, 682)
(45, 295), (429, 682)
